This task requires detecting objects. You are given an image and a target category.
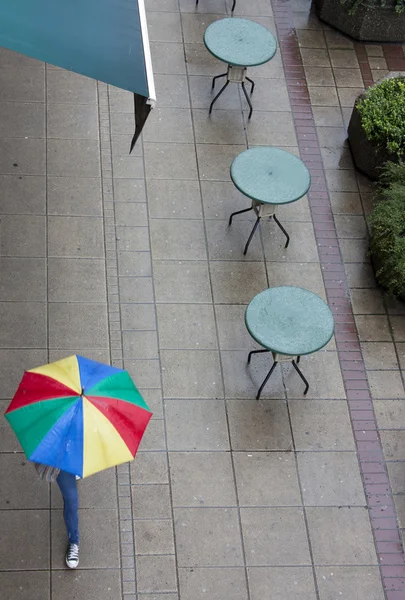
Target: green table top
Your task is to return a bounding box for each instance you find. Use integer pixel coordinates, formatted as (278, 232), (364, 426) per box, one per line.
(231, 147), (311, 205)
(245, 286), (334, 356)
(204, 18), (277, 67)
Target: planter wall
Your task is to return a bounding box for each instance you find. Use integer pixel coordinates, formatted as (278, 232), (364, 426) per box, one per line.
(369, 251), (405, 303)
(314, 0), (405, 43)
(347, 97), (397, 180)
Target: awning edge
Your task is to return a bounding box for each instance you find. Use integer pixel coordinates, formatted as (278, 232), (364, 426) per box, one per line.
(138, 0), (156, 106)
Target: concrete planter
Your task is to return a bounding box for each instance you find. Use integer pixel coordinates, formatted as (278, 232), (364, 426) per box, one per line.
(347, 95), (396, 180)
(314, 0), (405, 43)
(370, 250), (405, 302)
(347, 73), (405, 180)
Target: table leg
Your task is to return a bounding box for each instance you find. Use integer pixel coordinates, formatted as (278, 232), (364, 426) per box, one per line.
(209, 80), (230, 114)
(228, 206), (253, 226)
(273, 214), (290, 248)
(245, 76), (255, 94)
(247, 348), (270, 365)
(211, 72), (227, 91)
(243, 216), (260, 255)
(256, 361), (278, 400)
(241, 82), (253, 119)
(292, 359), (309, 395)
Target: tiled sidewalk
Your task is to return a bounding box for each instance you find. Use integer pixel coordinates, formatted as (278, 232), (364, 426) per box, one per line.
(0, 0), (405, 599)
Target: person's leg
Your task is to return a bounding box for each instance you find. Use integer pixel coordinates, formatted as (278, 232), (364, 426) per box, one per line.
(56, 471), (79, 544)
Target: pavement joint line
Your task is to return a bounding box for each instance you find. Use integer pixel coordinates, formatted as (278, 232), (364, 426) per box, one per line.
(115, 51), (177, 595)
(99, 80), (135, 598)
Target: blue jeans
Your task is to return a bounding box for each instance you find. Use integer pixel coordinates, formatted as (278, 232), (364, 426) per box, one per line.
(56, 471), (79, 544)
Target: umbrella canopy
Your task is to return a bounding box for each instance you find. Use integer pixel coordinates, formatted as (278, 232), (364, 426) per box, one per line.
(0, 0), (155, 150)
(5, 355), (152, 478)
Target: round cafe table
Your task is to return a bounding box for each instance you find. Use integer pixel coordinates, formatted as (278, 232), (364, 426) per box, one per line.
(229, 147), (311, 255)
(203, 18), (277, 118)
(245, 286), (335, 399)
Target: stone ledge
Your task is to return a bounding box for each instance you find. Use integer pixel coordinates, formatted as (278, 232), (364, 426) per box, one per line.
(314, 0), (405, 43)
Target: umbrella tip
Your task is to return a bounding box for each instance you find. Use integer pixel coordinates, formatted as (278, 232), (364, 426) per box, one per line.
(81, 387), (84, 396)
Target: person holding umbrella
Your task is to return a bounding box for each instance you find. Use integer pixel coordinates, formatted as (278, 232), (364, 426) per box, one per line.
(56, 470), (80, 568)
(5, 355), (152, 570)
(34, 463), (80, 568)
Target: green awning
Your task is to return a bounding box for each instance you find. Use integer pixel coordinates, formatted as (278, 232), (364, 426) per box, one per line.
(0, 0), (155, 150)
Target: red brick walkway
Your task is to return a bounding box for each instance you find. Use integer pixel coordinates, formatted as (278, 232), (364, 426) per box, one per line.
(271, 1), (405, 597)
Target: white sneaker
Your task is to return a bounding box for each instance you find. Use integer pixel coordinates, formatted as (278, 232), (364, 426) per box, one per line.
(65, 543), (79, 569)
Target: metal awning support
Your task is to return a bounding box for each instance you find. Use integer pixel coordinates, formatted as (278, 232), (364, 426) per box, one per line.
(130, 0), (155, 151)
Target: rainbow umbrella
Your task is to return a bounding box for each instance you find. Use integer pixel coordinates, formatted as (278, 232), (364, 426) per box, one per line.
(5, 355), (152, 478)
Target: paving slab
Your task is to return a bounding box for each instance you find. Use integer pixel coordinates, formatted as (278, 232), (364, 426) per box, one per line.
(0, 572), (50, 600)
(0, 509), (50, 569)
(297, 451), (366, 506)
(315, 567), (384, 600)
(241, 507), (311, 566)
(51, 509), (120, 569)
(165, 399), (229, 450)
(51, 570), (121, 600)
(306, 507), (378, 565)
(169, 451), (236, 506)
(0, 456), (49, 509)
(136, 554), (178, 593)
(179, 567), (248, 600)
(233, 452), (301, 506)
(248, 567), (317, 600)
(174, 507), (244, 567)
(132, 483), (172, 518)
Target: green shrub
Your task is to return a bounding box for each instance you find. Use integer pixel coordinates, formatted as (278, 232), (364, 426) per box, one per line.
(342, 0), (405, 14)
(355, 77), (405, 158)
(369, 162), (405, 297)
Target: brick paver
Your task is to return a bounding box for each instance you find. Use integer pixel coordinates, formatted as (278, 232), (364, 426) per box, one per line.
(0, 0), (405, 599)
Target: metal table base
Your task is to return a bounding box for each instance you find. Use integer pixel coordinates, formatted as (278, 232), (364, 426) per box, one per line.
(229, 200), (290, 255)
(209, 65), (255, 119)
(248, 350), (309, 399)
